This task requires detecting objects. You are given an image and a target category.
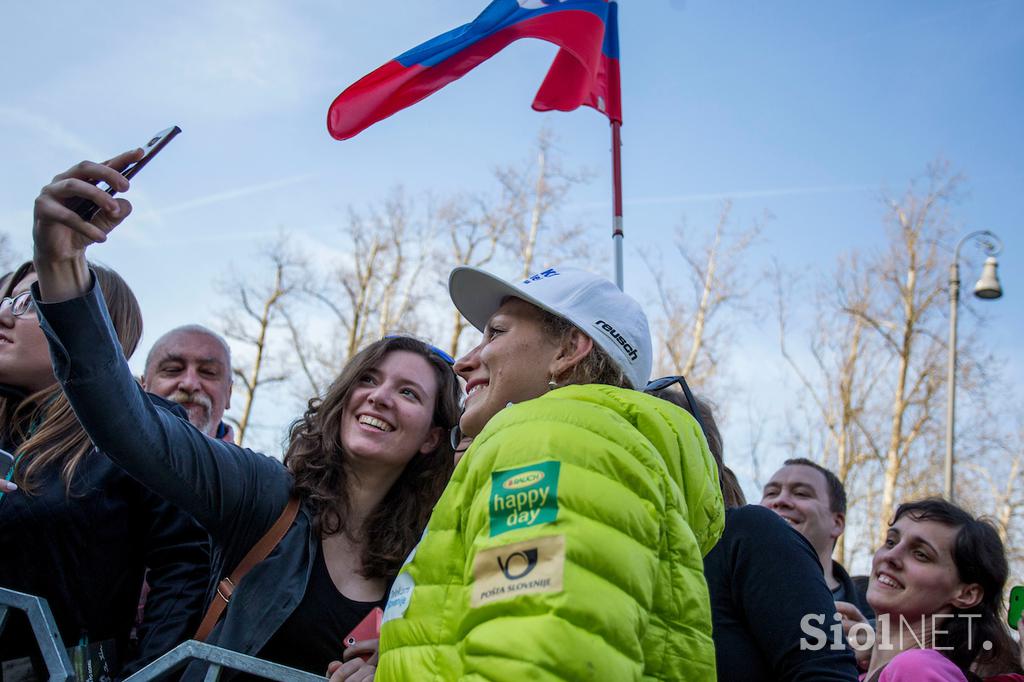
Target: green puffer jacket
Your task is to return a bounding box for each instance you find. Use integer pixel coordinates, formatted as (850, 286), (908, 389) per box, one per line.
(376, 384), (725, 681)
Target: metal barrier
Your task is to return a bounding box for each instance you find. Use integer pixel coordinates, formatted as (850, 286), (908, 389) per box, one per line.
(0, 586), (74, 681)
(124, 641), (323, 682)
(1, 587), (323, 681)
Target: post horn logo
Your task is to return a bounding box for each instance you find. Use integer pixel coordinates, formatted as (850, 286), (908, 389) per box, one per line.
(497, 548), (539, 580)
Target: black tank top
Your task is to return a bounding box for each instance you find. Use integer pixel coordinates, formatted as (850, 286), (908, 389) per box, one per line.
(251, 541), (385, 677)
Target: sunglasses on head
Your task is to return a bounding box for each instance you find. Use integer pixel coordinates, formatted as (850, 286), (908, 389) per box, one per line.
(450, 424), (467, 452)
(644, 375), (709, 441)
(383, 335), (455, 366)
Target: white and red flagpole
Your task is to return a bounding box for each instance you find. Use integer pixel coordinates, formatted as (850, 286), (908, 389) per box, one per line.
(605, 0), (624, 290)
(611, 119), (624, 290)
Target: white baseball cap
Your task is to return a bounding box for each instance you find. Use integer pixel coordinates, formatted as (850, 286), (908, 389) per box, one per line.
(448, 265), (652, 390)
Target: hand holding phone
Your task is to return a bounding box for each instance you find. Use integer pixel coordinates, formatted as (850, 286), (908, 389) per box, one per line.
(342, 607), (382, 663)
(64, 126), (181, 221)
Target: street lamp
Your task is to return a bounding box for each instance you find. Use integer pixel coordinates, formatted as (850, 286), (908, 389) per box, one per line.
(945, 230), (1003, 502)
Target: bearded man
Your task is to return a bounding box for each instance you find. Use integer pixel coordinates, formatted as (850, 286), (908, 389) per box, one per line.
(142, 325), (234, 442)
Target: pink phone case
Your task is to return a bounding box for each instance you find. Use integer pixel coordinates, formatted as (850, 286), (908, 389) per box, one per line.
(343, 607), (383, 648)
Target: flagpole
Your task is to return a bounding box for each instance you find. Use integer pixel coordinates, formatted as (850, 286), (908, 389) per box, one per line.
(611, 119), (624, 290)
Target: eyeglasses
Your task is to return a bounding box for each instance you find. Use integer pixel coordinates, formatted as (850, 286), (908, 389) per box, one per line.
(0, 292), (34, 318)
(383, 335), (455, 366)
(644, 375), (709, 441)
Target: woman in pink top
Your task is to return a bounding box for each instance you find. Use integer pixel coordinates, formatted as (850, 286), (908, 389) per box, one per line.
(860, 499), (1017, 682)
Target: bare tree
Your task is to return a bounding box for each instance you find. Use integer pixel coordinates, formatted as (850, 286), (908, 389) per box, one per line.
(493, 127), (592, 280)
(281, 307), (324, 398)
(305, 188), (433, 376)
(439, 194), (511, 355)
(744, 398), (769, 493)
(645, 201), (764, 391)
(775, 254), (884, 564)
(995, 441), (1024, 585)
(218, 235), (305, 447)
(441, 129), (593, 355)
(843, 164), (959, 543)
(777, 161), (1014, 561)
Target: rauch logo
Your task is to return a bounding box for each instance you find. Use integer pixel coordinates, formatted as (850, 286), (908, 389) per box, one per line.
(503, 471), (545, 490)
(489, 461), (561, 537)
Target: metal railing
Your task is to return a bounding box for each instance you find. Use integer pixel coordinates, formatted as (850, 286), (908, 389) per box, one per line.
(1, 587), (322, 681)
(124, 641), (323, 682)
(0, 586), (74, 681)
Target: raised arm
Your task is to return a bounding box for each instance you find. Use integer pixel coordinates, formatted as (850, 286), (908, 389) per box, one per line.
(31, 155), (291, 555)
(33, 151), (139, 301)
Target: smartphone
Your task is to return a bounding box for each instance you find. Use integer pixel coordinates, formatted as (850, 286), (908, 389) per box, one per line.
(67, 126), (181, 221)
(1009, 585), (1024, 630)
(343, 606), (383, 661)
(0, 448), (15, 480)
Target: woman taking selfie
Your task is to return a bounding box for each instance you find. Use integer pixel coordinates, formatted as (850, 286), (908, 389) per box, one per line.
(0, 261), (208, 678)
(372, 265), (725, 681)
(859, 499), (1012, 682)
(28, 150), (462, 680)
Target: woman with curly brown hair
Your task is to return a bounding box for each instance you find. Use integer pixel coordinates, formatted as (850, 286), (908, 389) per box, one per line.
(25, 149), (463, 681)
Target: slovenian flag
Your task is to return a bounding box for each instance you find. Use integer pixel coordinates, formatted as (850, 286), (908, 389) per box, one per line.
(327, 0), (621, 141)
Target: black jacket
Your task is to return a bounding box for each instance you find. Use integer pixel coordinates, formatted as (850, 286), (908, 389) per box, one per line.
(34, 277), (323, 681)
(0, 392), (209, 677)
(703, 505), (860, 681)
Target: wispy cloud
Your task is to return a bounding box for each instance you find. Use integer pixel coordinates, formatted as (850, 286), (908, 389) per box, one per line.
(628, 183), (877, 205)
(119, 174), (319, 248)
(157, 173), (316, 215)
(572, 182), (877, 211)
(0, 107), (101, 158)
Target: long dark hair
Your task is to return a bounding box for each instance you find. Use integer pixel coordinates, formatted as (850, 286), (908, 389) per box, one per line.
(283, 336), (461, 580)
(0, 261), (142, 493)
(889, 499), (1013, 675)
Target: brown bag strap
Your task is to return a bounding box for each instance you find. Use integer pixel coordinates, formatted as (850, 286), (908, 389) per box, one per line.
(194, 496), (300, 641)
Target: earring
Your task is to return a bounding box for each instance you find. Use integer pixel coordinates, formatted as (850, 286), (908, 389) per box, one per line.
(547, 378), (558, 391)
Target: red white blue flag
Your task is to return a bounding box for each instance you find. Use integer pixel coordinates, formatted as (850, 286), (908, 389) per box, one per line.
(327, 0), (621, 140)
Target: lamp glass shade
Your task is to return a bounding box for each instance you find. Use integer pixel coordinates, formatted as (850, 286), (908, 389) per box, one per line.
(973, 256), (1002, 299)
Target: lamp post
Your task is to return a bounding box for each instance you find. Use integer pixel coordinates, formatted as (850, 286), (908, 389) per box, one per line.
(945, 230), (1003, 502)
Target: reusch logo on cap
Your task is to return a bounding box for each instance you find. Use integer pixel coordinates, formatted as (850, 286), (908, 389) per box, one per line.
(593, 320), (639, 363)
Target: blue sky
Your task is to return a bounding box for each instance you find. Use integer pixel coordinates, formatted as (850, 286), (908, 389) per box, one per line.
(1, 1), (1021, 500)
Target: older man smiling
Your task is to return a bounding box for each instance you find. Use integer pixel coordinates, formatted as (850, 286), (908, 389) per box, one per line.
(142, 324), (234, 441)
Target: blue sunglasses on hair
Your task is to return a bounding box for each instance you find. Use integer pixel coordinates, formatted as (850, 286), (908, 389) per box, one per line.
(644, 375), (709, 442)
(383, 335), (455, 366)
